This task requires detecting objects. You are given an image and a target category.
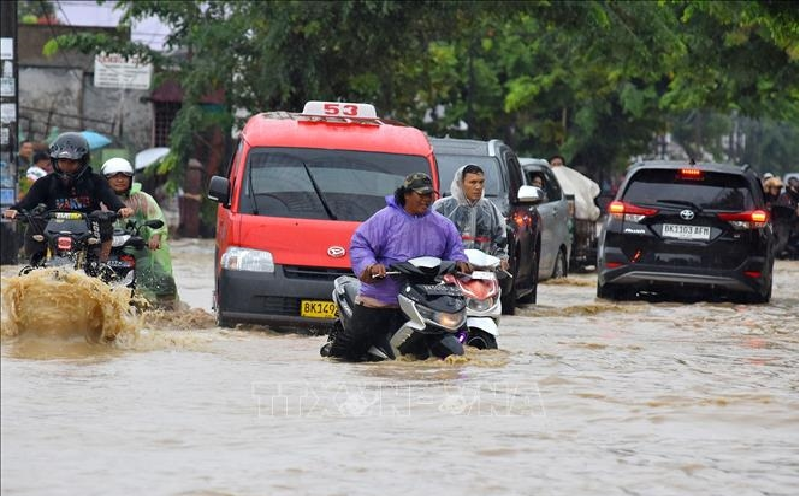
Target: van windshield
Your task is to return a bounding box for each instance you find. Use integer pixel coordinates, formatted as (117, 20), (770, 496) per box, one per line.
(435, 155), (501, 198)
(240, 148), (431, 221)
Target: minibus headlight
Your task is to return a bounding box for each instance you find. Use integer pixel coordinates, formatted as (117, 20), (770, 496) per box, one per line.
(220, 247), (275, 272)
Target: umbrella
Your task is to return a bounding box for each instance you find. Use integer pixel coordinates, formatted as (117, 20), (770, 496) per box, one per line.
(135, 147), (170, 170)
(47, 130), (112, 150)
(79, 130), (112, 150)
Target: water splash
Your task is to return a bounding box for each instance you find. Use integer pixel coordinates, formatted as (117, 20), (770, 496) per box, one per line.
(1, 268), (140, 343)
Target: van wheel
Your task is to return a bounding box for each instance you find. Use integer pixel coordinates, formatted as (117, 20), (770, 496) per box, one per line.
(216, 312), (233, 328)
(501, 280), (517, 315)
(551, 249), (567, 279)
(518, 243), (540, 305)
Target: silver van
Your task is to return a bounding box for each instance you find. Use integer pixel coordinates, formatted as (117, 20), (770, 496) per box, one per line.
(520, 158), (571, 279)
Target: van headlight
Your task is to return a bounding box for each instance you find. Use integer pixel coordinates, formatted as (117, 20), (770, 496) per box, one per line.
(220, 247), (275, 272)
(418, 306), (466, 330)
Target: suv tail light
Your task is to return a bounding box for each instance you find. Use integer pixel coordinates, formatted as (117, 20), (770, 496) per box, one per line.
(716, 210), (769, 229)
(609, 201), (658, 222)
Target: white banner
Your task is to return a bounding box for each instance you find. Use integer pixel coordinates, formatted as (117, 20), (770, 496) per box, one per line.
(0, 77), (14, 97)
(0, 38), (12, 60)
(0, 103), (15, 124)
(93, 53), (152, 90)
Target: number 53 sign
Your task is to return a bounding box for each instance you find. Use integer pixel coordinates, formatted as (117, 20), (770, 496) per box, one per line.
(302, 101), (379, 119)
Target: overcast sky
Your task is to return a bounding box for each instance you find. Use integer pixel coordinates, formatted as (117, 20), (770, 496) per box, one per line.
(56, 0), (170, 50)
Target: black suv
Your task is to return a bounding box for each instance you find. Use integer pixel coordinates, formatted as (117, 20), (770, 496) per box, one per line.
(430, 137), (542, 314)
(597, 163), (774, 303)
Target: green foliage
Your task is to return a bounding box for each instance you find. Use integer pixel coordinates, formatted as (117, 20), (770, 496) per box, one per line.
(17, 0), (54, 20)
(43, 0), (799, 205)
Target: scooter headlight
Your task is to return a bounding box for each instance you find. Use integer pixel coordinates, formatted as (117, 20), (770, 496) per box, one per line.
(468, 297), (495, 312)
(417, 306), (466, 330)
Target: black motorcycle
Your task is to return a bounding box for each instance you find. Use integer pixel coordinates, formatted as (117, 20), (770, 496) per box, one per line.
(17, 205), (117, 279)
(106, 217), (166, 293)
(330, 256), (467, 361)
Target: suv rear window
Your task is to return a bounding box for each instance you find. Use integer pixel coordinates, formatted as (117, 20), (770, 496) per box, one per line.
(240, 147), (430, 221)
(622, 169), (755, 211)
(436, 155), (501, 198)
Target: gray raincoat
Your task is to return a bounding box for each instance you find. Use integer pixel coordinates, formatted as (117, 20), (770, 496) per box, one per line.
(432, 165), (509, 261)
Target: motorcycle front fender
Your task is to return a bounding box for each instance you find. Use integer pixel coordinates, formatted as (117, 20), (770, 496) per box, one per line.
(467, 316), (499, 337)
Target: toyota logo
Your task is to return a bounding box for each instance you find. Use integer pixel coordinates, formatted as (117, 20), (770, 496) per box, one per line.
(327, 246), (346, 257)
(680, 210), (695, 220)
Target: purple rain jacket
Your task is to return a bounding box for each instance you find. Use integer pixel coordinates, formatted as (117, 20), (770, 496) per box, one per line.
(350, 195), (468, 306)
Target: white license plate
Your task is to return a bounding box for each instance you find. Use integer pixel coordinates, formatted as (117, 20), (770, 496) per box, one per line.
(662, 224), (711, 240)
(470, 270), (496, 281)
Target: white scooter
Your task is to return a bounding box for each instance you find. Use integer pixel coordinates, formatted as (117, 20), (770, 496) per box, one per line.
(454, 248), (506, 350)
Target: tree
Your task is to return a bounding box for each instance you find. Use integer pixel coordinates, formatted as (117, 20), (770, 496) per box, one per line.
(43, 0), (799, 209)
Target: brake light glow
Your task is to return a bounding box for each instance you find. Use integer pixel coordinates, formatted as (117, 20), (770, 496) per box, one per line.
(744, 271), (761, 279)
(679, 168), (703, 179)
(512, 212), (531, 228)
(57, 237), (72, 250)
(609, 201), (658, 222)
(717, 210), (769, 229)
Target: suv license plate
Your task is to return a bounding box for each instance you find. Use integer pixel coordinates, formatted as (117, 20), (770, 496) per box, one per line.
(300, 300), (338, 318)
(662, 224), (711, 240)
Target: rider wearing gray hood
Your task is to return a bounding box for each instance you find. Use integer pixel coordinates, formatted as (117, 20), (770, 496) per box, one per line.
(433, 164), (509, 269)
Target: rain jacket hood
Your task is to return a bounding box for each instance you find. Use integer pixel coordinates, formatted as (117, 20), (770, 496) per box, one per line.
(449, 165), (486, 204)
(349, 194), (467, 306)
(433, 165), (508, 260)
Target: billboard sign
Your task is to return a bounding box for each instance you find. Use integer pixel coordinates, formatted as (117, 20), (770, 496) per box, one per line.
(94, 52), (153, 90)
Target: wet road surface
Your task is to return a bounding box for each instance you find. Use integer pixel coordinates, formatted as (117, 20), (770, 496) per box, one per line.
(2, 239), (797, 495)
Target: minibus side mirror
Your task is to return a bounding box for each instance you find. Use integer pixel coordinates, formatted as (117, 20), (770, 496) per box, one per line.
(208, 176), (230, 206)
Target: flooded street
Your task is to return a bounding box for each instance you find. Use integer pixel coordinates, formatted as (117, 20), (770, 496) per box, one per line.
(2, 239), (798, 495)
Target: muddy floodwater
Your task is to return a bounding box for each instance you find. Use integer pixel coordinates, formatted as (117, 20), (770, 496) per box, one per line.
(2, 239), (797, 495)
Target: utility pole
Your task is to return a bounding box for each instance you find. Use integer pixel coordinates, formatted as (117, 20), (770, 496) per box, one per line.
(0, 0), (19, 263)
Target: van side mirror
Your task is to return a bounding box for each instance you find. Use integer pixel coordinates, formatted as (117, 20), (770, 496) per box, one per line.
(208, 176), (230, 205)
(517, 185), (543, 204)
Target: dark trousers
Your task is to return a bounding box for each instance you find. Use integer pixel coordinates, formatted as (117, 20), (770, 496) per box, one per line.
(328, 304), (405, 361)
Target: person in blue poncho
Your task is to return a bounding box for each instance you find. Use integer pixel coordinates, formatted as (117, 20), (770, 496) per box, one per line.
(322, 172), (471, 360)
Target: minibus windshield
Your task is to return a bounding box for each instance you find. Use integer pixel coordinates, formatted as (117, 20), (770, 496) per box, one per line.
(239, 148), (432, 221)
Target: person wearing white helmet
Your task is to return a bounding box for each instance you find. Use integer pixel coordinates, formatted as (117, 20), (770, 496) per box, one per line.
(101, 157), (177, 304)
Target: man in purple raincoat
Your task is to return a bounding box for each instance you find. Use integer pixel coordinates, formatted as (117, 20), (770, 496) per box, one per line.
(322, 173), (471, 361)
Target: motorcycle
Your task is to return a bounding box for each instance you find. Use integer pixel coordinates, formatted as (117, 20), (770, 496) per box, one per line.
(330, 256), (468, 361)
(106, 217), (166, 295)
(17, 205), (117, 280)
(456, 248), (506, 350)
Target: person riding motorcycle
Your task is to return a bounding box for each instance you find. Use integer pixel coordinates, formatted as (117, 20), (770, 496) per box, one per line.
(321, 172), (472, 361)
(101, 157), (177, 304)
(432, 164), (510, 271)
(3, 132), (133, 263)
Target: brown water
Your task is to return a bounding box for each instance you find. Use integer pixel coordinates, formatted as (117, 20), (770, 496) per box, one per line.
(2, 239), (797, 495)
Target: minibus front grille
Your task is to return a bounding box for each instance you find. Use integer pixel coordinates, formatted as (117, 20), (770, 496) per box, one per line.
(283, 265), (353, 281)
(258, 296), (302, 315)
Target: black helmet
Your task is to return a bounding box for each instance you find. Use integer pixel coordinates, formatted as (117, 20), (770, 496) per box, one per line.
(50, 132), (91, 184)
